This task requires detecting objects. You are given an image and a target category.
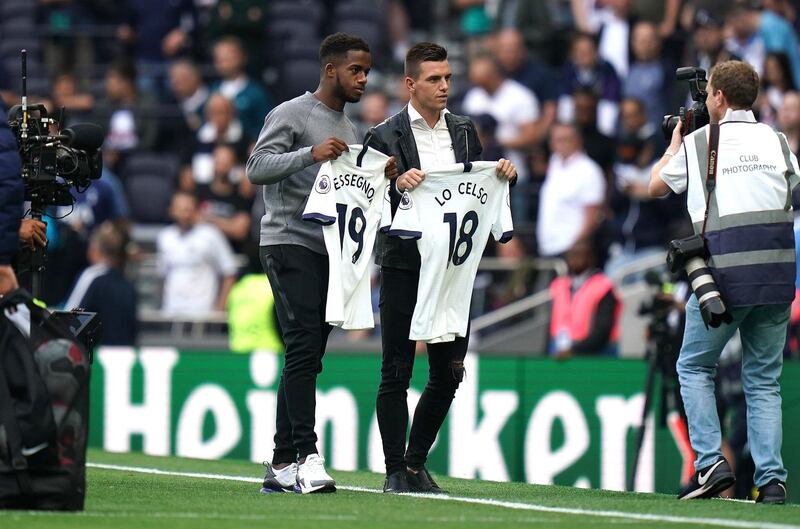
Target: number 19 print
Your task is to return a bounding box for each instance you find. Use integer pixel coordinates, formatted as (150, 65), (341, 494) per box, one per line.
(303, 145), (390, 329)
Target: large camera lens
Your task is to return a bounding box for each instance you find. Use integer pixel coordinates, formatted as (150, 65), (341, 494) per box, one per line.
(685, 257), (733, 328)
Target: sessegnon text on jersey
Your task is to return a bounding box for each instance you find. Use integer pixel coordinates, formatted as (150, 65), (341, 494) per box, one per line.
(334, 172), (376, 202)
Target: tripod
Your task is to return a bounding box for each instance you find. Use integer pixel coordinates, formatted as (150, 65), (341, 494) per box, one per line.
(627, 292), (686, 492)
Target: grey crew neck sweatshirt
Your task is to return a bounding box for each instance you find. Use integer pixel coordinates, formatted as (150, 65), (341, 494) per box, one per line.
(246, 92), (357, 255)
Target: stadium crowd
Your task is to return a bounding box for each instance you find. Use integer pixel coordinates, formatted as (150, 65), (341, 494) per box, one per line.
(3, 0), (800, 354)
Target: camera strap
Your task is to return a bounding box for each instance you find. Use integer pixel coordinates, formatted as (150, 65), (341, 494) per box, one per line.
(700, 123), (720, 236)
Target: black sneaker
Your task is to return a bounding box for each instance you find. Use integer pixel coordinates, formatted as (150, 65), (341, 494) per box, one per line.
(677, 458), (735, 500)
(756, 479), (787, 504)
(383, 470), (410, 493)
(406, 466), (447, 494)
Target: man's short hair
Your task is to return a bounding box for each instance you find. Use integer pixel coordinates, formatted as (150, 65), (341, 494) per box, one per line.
(405, 42), (448, 79)
(710, 60), (759, 109)
(319, 33), (370, 66)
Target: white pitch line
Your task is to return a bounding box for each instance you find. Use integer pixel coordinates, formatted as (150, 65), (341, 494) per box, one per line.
(87, 463), (800, 529)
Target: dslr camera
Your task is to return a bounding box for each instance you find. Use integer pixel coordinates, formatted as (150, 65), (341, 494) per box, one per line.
(662, 67), (710, 141)
(666, 236), (732, 328)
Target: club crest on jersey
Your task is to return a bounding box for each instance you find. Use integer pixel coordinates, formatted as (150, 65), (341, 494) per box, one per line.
(399, 192), (413, 210)
(316, 175), (332, 194)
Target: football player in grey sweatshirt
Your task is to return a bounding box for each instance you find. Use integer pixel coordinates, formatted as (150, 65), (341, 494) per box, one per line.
(247, 32), (395, 495)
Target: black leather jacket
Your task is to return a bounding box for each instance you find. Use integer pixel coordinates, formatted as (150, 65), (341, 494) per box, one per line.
(364, 107), (483, 270)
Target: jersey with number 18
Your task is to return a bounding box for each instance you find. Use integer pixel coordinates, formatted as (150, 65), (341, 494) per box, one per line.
(388, 161), (513, 342)
(302, 145), (390, 329)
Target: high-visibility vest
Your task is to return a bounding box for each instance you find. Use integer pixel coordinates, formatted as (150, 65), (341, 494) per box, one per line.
(549, 273), (620, 343)
(227, 274), (283, 354)
(683, 121), (798, 306)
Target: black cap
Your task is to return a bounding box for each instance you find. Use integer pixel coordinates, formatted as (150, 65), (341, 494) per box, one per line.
(694, 8), (724, 29)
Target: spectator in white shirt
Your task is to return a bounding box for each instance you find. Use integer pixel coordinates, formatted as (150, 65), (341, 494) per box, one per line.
(462, 50), (541, 220)
(537, 122), (606, 257)
(157, 190), (239, 315)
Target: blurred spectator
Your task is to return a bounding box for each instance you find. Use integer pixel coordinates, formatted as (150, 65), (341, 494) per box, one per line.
(756, 52), (796, 127)
(452, 0), (494, 38)
(37, 0), (97, 77)
(181, 92), (248, 189)
(778, 90), (800, 153)
(573, 87), (616, 174)
(631, 0), (681, 39)
(93, 62), (159, 170)
(196, 144), (253, 253)
(607, 98), (681, 276)
(471, 113), (504, 162)
(537, 122), (605, 258)
(156, 190), (238, 315)
(49, 72), (95, 127)
(515, 0), (574, 65)
(227, 260), (283, 354)
(493, 28), (558, 134)
(463, 50), (540, 220)
(211, 36), (273, 141)
(64, 221), (137, 346)
(726, 0), (800, 87)
(684, 8), (739, 75)
(548, 237), (620, 359)
(59, 168), (130, 237)
(624, 21), (673, 130)
(118, 0), (198, 95)
(572, 0), (633, 78)
(558, 31), (622, 136)
(168, 59), (209, 134)
(356, 91), (391, 140)
(206, 0), (267, 76)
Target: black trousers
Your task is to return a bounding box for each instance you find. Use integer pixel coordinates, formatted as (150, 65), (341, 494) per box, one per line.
(376, 266), (468, 476)
(260, 245), (332, 463)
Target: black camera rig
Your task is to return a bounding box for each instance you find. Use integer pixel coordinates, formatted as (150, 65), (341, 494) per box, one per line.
(662, 66), (710, 141)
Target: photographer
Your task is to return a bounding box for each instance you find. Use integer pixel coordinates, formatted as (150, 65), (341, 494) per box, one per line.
(0, 102), (23, 296)
(649, 60), (798, 504)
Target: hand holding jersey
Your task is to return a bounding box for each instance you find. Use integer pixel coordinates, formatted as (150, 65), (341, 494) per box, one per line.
(387, 161), (513, 342)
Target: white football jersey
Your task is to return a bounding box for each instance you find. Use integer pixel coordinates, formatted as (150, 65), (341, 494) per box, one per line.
(303, 145), (390, 329)
(388, 161), (513, 342)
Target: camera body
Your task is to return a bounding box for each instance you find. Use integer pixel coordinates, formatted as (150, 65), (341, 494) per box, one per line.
(662, 67), (710, 141)
(7, 103), (103, 208)
(667, 235), (732, 328)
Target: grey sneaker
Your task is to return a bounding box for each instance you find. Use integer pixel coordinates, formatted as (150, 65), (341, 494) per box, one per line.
(260, 462), (298, 493)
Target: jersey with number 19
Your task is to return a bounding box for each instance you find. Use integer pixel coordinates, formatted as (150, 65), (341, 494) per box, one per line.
(388, 161), (513, 342)
(302, 145), (390, 329)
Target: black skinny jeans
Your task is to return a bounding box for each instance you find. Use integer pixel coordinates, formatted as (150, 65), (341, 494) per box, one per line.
(260, 245), (332, 464)
(376, 266), (468, 476)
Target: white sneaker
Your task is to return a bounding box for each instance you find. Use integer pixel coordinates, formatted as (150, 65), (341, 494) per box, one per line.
(260, 462), (298, 493)
(296, 454), (336, 494)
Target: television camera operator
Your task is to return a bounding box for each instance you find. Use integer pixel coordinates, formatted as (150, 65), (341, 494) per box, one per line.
(0, 102), (23, 298)
(649, 60), (797, 504)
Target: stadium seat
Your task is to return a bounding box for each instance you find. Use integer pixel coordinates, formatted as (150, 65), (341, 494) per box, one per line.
(277, 58), (321, 101)
(333, 1), (384, 23)
(0, 0), (36, 19)
(268, 1), (324, 26)
(121, 153), (180, 224)
(333, 19), (384, 51)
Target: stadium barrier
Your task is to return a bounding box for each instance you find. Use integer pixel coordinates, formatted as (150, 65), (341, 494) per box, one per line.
(89, 347), (799, 501)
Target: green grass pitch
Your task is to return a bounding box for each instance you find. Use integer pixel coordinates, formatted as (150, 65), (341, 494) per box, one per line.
(1, 450), (798, 529)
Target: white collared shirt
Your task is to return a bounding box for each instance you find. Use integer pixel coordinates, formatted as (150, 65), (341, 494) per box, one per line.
(408, 103), (456, 170)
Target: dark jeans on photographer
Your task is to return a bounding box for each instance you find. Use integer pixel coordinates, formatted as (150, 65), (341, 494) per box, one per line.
(377, 266), (468, 476)
(260, 245), (332, 464)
